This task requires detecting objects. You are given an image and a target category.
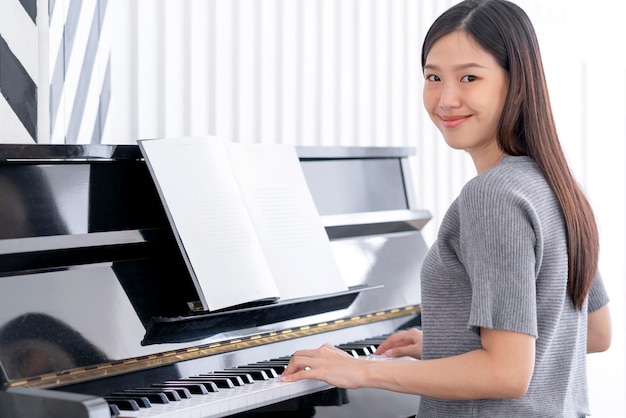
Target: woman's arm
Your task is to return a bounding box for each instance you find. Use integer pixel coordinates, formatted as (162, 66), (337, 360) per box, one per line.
(282, 328), (535, 400)
(587, 304), (611, 353)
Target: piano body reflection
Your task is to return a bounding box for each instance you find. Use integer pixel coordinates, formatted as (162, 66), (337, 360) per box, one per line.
(0, 144), (430, 418)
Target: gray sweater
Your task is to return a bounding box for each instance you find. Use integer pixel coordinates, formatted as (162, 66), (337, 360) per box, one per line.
(418, 155), (609, 418)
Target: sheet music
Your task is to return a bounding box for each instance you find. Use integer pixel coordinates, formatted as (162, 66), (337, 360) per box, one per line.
(227, 142), (347, 300)
(139, 136), (346, 311)
(139, 137), (279, 311)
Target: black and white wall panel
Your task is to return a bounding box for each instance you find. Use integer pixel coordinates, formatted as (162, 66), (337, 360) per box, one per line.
(0, 0), (37, 143)
(0, 0), (111, 144)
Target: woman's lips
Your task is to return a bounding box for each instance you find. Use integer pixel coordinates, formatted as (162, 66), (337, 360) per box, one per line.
(440, 115), (471, 128)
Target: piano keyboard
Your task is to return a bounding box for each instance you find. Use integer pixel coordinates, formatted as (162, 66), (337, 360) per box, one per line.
(108, 338), (386, 418)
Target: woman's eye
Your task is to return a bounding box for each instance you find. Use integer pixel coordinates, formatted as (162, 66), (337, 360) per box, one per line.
(426, 74), (440, 82)
(461, 75), (477, 82)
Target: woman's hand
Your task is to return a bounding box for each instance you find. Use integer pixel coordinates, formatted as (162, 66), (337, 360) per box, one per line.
(280, 343), (365, 389)
(374, 328), (423, 359)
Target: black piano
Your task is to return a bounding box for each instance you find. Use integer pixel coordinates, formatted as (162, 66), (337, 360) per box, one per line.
(0, 144), (430, 418)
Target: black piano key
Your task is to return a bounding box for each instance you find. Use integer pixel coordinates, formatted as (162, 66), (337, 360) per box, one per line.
(114, 390), (170, 404)
(342, 341), (376, 351)
(336, 344), (369, 354)
(197, 373), (246, 386)
(365, 344), (380, 352)
(152, 382), (210, 395)
(236, 363), (284, 373)
(146, 386), (192, 399)
(337, 347), (359, 357)
(104, 398), (141, 411)
(258, 359), (290, 365)
(245, 362), (288, 374)
(337, 344), (376, 356)
(185, 376), (235, 388)
(106, 395), (151, 408)
(357, 342), (378, 351)
(208, 371), (255, 384)
(162, 379), (219, 392)
(270, 356), (292, 362)
(357, 339), (386, 348)
(158, 380), (218, 393)
(109, 403), (121, 417)
(226, 367), (275, 379)
(130, 388), (180, 403)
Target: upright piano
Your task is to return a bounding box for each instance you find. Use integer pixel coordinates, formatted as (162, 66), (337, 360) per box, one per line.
(0, 144), (430, 418)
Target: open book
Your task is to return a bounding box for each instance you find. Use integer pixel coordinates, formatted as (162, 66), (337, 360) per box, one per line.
(138, 136), (348, 311)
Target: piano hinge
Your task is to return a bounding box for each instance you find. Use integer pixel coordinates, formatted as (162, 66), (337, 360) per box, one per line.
(187, 300), (204, 312)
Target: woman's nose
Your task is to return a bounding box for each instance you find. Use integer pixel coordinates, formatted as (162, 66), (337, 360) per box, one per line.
(438, 83), (461, 109)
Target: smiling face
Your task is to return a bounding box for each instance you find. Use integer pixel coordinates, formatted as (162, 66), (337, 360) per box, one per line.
(423, 30), (509, 172)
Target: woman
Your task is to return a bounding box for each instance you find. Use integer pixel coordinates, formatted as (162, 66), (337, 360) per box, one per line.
(280, 0), (612, 416)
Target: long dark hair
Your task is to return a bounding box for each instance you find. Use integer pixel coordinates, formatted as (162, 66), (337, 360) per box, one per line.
(422, 0), (598, 310)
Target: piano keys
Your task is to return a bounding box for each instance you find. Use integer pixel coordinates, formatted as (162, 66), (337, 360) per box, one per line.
(104, 335), (397, 417)
(0, 144), (429, 418)
(108, 360), (326, 417)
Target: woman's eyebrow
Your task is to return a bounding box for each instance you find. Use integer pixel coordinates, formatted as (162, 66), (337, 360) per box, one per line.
(423, 62), (487, 71)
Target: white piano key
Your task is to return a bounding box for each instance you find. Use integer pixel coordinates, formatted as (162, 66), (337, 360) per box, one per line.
(116, 377), (331, 418)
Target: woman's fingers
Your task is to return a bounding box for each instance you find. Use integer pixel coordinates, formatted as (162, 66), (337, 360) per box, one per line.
(282, 351), (314, 377)
(281, 343), (359, 386)
(375, 329), (417, 354)
(283, 344), (332, 376)
(374, 329), (423, 359)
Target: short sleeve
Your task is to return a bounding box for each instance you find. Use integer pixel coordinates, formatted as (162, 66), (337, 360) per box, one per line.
(588, 270), (609, 313)
(458, 181), (539, 338)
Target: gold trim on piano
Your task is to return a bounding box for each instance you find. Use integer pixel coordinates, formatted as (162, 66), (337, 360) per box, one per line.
(5, 305), (420, 390)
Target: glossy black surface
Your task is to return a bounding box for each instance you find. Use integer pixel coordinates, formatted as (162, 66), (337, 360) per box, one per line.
(0, 145), (201, 382)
